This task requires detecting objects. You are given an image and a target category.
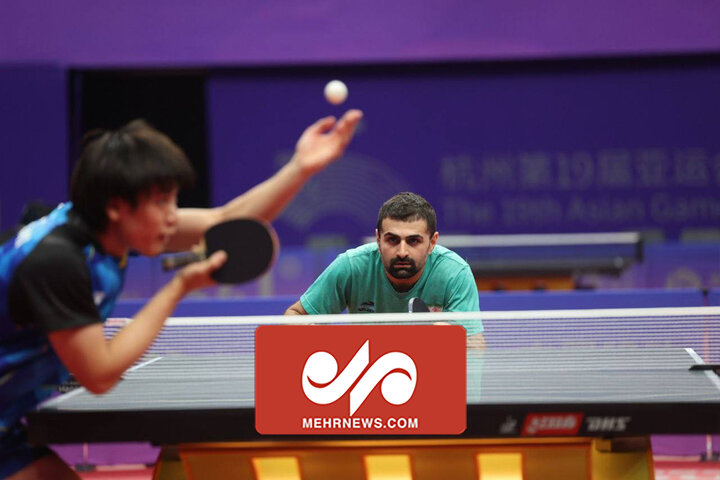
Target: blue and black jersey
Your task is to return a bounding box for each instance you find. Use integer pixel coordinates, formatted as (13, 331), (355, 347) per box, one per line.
(0, 203), (125, 459)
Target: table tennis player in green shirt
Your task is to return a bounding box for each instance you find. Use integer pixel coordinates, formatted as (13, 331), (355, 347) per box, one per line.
(285, 192), (485, 348)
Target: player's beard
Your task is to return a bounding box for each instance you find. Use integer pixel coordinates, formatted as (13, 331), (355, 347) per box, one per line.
(387, 257), (419, 279)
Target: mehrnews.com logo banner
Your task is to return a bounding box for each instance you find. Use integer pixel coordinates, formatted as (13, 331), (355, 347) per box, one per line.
(255, 325), (466, 435)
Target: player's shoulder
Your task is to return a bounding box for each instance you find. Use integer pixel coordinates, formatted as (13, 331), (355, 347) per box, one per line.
(431, 244), (471, 269)
(343, 242), (379, 260)
(334, 243), (379, 273)
(16, 225), (90, 278)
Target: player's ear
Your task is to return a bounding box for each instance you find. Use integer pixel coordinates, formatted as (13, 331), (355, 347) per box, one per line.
(105, 198), (123, 223)
(428, 231), (439, 253)
(375, 228), (380, 244)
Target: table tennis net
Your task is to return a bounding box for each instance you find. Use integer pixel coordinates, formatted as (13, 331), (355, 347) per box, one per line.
(104, 307), (720, 365)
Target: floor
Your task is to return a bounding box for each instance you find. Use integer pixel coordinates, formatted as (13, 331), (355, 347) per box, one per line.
(74, 459), (720, 480)
(655, 460), (720, 480)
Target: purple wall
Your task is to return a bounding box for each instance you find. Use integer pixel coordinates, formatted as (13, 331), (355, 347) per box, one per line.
(208, 63), (720, 245)
(0, 67), (68, 231)
(1, 1), (719, 67)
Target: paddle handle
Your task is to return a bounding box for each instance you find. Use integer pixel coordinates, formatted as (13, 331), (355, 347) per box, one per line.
(408, 297), (430, 313)
(161, 252), (205, 271)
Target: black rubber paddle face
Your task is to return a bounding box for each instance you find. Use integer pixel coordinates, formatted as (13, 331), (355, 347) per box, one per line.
(204, 219), (278, 284)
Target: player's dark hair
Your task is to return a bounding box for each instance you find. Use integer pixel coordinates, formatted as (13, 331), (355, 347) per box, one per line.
(376, 192), (436, 234)
(70, 119), (195, 231)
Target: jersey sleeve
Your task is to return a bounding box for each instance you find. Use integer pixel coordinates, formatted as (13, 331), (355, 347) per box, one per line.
(444, 265), (483, 334)
(300, 253), (352, 314)
(8, 241), (102, 332)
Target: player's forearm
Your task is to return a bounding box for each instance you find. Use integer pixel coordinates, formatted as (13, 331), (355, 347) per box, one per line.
(216, 159), (310, 224)
(165, 208), (222, 251)
(49, 277), (186, 394)
(92, 253), (224, 392)
(167, 160), (310, 252)
(50, 256), (223, 394)
(103, 276), (187, 380)
(284, 300), (308, 315)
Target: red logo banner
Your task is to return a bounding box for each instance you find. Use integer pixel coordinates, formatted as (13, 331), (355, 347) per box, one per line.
(255, 325), (466, 434)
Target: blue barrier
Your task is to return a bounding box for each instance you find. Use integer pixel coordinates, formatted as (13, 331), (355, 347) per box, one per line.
(112, 289), (705, 318)
(113, 296), (298, 318)
(478, 288), (705, 311)
(708, 289), (720, 306)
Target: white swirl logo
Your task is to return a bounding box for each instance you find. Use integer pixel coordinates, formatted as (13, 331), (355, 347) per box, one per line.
(301, 340), (417, 416)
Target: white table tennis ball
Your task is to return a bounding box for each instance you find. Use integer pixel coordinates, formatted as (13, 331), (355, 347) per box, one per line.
(324, 80), (348, 105)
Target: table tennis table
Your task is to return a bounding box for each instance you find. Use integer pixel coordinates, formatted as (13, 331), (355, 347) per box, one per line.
(362, 231), (643, 290)
(28, 307), (720, 480)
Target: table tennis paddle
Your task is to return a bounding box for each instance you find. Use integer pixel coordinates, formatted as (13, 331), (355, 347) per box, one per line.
(408, 297), (430, 313)
(689, 364), (720, 373)
(162, 218), (278, 284)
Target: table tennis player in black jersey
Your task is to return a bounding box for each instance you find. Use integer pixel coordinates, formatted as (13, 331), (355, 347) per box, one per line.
(0, 110), (362, 479)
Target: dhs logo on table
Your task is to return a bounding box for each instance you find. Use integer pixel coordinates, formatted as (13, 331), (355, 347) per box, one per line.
(255, 325), (466, 434)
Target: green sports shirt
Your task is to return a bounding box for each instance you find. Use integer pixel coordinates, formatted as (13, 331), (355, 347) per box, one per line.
(300, 243), (483, 334)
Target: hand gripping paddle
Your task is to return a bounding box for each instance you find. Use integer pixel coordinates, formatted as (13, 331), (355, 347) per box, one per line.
(162, 218), (278, 284)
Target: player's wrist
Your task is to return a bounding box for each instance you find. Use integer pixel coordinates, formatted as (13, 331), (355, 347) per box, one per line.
(170, 273), (193, 298)
(287, 153), (317, 179)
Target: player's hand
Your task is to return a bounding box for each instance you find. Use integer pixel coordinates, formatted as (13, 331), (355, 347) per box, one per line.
(434, 322), (486, 350)
(176, 250), (228, 293)
(291, 109), (363, 177)
(468, 333), (486, 350)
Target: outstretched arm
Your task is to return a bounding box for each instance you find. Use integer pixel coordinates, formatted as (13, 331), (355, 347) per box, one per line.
(167, 110), (363, 251)
(48, 252), (227, 394)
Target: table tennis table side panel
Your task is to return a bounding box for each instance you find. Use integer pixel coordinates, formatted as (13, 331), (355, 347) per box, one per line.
(38, 347), (720, 411)
(28, 348), (720, 444)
